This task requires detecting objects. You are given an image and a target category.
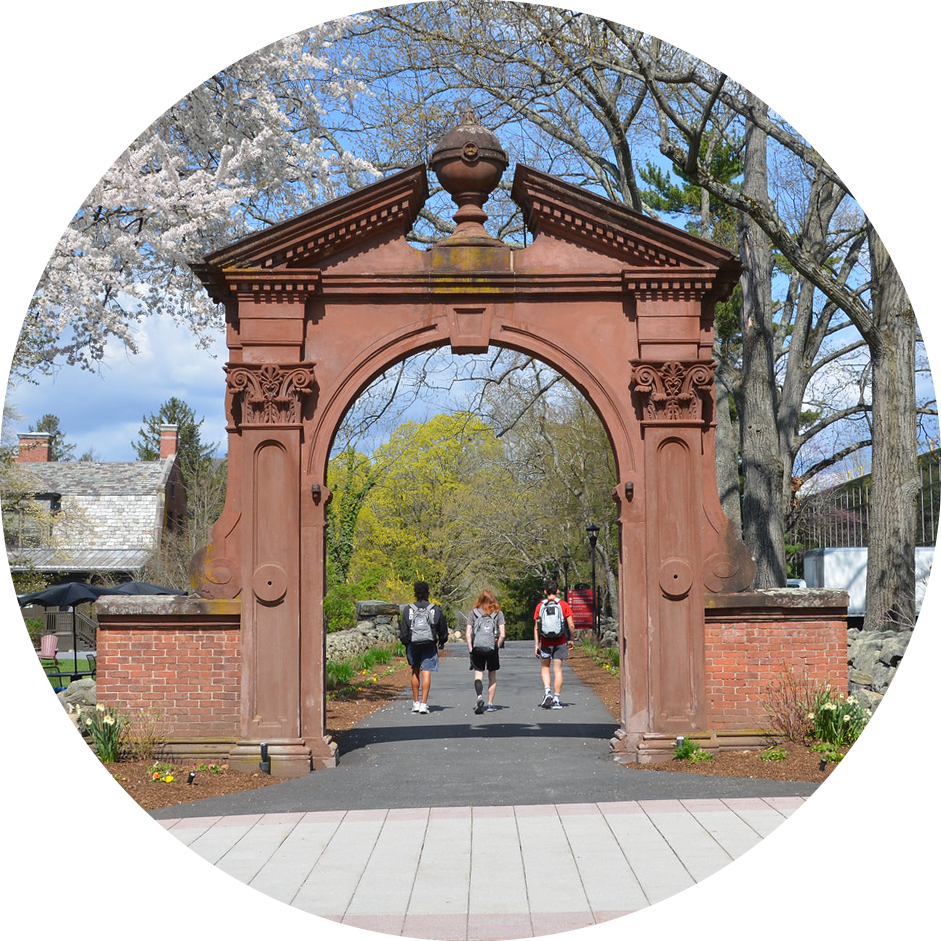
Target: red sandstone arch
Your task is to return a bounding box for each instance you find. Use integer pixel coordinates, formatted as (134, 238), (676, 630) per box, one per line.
(189, 123), (757, 775)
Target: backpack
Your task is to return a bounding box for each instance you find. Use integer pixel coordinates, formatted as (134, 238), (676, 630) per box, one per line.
(539, 599), (565, 639)
(408, 603), (435, 644)
(472, 609), (498, 653)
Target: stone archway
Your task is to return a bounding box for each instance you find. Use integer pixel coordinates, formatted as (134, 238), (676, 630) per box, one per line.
(189, 118), (758, 776)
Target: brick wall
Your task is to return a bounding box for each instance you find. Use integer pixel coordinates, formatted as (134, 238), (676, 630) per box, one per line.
(96, 598), (241, 743)
(704, 590), (848, 730)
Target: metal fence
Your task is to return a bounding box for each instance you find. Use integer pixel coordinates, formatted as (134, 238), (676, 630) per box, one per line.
(795, 452), (941, 550)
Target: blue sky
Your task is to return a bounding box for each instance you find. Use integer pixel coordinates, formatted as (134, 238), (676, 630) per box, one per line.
(7, 317), (229, 461)
(3, 2), (938, 936)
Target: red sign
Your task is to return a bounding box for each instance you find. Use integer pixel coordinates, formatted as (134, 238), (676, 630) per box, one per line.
(567, 589), (594, 630)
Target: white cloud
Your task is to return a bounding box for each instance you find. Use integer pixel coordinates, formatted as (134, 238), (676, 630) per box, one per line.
(7, 316), (228, 460)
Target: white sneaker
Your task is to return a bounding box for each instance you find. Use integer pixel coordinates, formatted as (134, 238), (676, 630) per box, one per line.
(412, 701), (420, 713)
(418, 702), (429, 714)
(551, 697), (562, 709)
(540, 690), (553, 708)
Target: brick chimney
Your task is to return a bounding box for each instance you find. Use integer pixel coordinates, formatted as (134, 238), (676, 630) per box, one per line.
(159, 424), (179, 460)
(17, 432), (52, 463)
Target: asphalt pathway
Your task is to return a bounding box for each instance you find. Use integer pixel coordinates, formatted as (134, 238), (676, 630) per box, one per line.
(151, 641), (816, 821)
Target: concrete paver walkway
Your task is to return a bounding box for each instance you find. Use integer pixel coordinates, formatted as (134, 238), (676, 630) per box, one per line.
(154, 642), (815, 936)
(159, 796), (804, 937)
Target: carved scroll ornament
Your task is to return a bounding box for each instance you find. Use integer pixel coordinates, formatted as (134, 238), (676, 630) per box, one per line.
(226, 363), (316, 427)
(632, 361), (715, 423)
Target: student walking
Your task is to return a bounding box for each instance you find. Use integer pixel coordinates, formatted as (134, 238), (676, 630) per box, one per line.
(400, 581), (447, 714)
(465, 590), (506, 714)
(533, 579), (575, 709)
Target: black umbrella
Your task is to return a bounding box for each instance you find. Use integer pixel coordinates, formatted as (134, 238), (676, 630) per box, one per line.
(108, 581), (187, 596)
(17, 581), (121, 680)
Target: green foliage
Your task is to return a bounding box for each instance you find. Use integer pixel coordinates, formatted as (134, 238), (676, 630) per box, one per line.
(760, 747), (787, 762)
(578, 637), (619, 675)
(326, 660), (356, 688)
(810, 742), (845, 764)
(807, 689), (870, 747)
(28, 413), (75, 461)
(131, 396), (216, 489)
(673, 736), (712, 762)
(79, 704), (126, 763)
(323, 565), (383, 631)
(24, 617), (44, 645)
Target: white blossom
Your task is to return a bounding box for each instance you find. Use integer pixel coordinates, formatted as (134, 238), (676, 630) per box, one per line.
(18, 17), (377, 378)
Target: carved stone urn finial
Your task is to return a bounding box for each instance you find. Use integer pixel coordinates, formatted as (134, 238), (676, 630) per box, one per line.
(429, 111), (508, 241)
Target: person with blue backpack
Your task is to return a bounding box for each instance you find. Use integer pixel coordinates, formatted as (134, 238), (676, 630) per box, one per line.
(533, 579), (575, 709)
(400, 581), (447, 714)
(465, 589), (507, 714)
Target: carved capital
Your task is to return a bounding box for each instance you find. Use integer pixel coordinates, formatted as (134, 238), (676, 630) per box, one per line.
(632, 360), (715, 423)
(226, 362), (316, 427)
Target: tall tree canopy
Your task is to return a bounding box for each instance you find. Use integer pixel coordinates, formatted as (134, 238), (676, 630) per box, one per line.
(15, 17), (376, 380)
(131, 396), (216, 489)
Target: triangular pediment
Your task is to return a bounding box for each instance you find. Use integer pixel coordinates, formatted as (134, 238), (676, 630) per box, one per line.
(511, 164), (741, 276)
(199, 165), (429, 274)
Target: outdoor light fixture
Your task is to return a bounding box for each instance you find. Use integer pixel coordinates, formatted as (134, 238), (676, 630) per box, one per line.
(311, 483), (322, 503)
(187, 770), (197, 785)
(260, 742), (271, 775)
(586, 524), (600, 637)
(676, 735), (685, 748)
(625, 481), (634, 500)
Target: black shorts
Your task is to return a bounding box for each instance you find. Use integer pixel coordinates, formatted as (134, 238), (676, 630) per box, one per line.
(470, 648), (500, 672)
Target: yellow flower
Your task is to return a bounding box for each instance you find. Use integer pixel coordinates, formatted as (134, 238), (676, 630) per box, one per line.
(164, 775), (174, 783)
(103, 715), (115, 725)
(95, 703), (106, 712)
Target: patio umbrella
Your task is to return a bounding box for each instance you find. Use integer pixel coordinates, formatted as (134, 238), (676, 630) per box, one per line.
(17, 581), (120, 680)
(108, 581), (187, 595)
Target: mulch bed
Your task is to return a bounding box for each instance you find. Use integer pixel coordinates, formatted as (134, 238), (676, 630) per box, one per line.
(566, 644), (843, 784)
(106, 644), (842, 812)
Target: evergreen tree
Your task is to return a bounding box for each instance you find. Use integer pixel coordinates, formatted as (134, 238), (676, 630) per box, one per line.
(131, 397), (215, 489)
(28, 413), (75, 461)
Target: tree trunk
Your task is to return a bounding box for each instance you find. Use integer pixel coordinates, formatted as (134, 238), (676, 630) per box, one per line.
(714, 357), (742, 533)
(863, 227), (919, 630)
(737, 96), (786, 587)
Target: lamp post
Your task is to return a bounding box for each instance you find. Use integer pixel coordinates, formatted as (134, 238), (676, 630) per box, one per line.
(586, 524), (600, 637)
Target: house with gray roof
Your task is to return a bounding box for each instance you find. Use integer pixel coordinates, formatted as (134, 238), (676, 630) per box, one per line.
(6, 425), (186, 582)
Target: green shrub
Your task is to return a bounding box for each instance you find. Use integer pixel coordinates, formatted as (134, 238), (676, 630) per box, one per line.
(326, 660), (355, 688)
(807, 688), (870, 747)
(81, 704), (126, 763)
(760, 746), (787, 762)
(673, 736), (712, 762)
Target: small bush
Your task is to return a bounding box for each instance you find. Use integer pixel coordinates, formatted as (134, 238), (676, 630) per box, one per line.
(124, 708), (165, 762)
(807, 688), (870, 747)
(760, 747), (787, 762)
(762, 667), (819, 743)
(82, 704), (126, 763)
(673, 737), (712, 762)
(326, 660), (355, 688)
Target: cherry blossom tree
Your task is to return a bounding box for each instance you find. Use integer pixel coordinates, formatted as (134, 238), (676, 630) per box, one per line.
(16, 17), (376, 379)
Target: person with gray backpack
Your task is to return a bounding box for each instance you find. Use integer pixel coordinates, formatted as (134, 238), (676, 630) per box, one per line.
(465, 589), (507, 714)
(400, 581), (447, 714)
(533, 579), (575, 709)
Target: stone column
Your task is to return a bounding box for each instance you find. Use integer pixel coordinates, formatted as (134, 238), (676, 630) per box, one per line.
(224, 361), (317, 776)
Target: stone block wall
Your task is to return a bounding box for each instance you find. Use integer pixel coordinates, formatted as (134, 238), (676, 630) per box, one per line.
(704, 589), (849, 730)
(96, 597), (241, 748)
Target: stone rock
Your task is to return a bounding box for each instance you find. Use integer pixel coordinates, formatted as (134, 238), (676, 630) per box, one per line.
(846, 628), (913, 695)
(58, 678), (97, 709)
(355, 600), (402, 620)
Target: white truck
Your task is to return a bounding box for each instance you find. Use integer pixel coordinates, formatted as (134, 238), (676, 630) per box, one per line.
(802, 547), (934, 619)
